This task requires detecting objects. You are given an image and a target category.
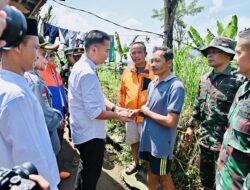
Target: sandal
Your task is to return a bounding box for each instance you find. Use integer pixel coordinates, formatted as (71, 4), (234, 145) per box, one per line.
(125, 162), (140, 175)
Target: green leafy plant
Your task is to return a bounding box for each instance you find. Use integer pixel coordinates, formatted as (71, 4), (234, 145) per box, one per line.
(188, 15), (238, 49)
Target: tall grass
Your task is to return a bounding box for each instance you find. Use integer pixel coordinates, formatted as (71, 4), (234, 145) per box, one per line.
(173, 47), (210, 189)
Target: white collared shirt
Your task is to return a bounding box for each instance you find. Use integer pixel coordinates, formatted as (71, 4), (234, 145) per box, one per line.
(0, 70), (59, 190)
(68, 57), (106, 145)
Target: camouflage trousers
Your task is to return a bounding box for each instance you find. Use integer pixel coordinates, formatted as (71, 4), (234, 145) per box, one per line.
(199, 145), (219, 190)
(216, 144), (250, 190)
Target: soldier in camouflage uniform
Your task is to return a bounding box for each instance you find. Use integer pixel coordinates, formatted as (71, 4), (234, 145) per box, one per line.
(61, 47), (84, 90)
(185, 36), (246, 190)
(216, 29), (250, 190)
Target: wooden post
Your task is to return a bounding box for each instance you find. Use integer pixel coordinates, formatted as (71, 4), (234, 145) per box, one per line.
(163, 0), (179, 49)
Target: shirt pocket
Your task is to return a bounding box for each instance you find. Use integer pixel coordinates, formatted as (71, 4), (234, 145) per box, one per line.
(238, 100), (250, 119)
(198, 83), (207, 113)
(199, 82), (208, 100)
(215, 90), (234, 113)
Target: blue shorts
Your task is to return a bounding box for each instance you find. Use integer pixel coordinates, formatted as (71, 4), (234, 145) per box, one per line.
(139, 151), (172, 176)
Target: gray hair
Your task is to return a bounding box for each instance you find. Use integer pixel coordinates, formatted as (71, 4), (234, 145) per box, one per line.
(238, 28), (250, 48)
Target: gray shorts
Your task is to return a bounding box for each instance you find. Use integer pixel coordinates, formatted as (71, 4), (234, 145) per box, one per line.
(125, 122), (142, 145)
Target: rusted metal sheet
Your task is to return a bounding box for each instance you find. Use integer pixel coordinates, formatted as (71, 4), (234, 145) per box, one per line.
(9, 0), (47, 17)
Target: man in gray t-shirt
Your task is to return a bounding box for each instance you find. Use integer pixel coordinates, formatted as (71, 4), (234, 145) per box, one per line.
(137, 47), (185, 190)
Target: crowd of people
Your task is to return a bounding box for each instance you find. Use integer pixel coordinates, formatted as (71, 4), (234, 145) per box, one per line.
(0, 1), (249, 190)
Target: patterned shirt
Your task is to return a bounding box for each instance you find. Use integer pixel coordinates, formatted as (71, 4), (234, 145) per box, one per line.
(224, 80), (250, 154)
(187, 65), (245, 151)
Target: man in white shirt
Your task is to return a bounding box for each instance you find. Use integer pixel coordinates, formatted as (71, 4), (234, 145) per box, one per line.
(69, 30), (132, 190)
(0, 18), (60, 190)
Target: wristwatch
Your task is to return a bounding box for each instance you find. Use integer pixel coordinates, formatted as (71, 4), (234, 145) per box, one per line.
(111, 105), (116, 112)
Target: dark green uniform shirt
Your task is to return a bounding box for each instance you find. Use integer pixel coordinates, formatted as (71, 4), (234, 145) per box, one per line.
(60, 63), (73, 92)
(225, 80), (250, 154)
(216, 80), (250, 190)
(187, 65), (245, 151)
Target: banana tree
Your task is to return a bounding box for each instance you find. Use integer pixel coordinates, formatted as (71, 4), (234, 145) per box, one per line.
(114, 32), (129, 63)
(188, 15), (238, 49)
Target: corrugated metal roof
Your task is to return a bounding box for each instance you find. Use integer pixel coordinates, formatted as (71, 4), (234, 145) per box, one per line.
(9, 0), (47, 17)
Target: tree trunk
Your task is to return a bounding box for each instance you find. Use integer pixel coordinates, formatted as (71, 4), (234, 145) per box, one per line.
(163, 0), (179, 49)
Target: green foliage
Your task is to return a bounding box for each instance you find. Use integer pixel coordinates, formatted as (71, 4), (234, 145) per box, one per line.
(174, 46), (209, 108)
(206, 29), (215, 44)
(152, 0), (204, 48)
(114, 32), (130, 63)
(217, 20), (224, 35)
(222, 15), (238, 39)
(188, 15), (238, 49)
(175, 0), (204, 25)
(188, 26), (205, 48)
(151, 8), (164, 21)
(172, 46), (210, 189)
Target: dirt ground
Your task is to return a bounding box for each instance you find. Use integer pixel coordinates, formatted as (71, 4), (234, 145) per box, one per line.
(57, 130), (130, 190)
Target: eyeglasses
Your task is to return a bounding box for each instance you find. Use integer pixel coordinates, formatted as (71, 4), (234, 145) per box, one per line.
(49, 53), (55, 58)
(39, 51), (48, 59)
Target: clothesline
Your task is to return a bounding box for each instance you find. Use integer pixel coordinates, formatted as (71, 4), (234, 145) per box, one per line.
(42, 22), (116, 62)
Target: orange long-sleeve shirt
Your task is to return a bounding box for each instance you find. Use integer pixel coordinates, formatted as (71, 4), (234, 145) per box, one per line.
(118, 63), (154, 123)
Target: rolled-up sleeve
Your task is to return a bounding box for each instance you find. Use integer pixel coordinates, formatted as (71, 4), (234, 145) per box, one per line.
(80, 73), (103, 120)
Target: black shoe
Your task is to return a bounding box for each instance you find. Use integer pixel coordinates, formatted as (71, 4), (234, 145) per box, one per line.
(125, 162), (140, 175)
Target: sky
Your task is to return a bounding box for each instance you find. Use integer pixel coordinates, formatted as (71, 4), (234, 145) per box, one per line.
(41, 0), (250, 53)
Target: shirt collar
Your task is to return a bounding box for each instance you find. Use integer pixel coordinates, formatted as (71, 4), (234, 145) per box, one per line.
(130, 62), (151, 73)
(153, 73), (175, 85)
(239, 80), (250, 98)
(0, 69), (27, 83)
(208, 64), (232, 78)
(85, 57), (97, 71)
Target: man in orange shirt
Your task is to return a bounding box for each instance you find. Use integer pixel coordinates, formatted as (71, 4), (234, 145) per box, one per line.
(119, 42), (154, 174)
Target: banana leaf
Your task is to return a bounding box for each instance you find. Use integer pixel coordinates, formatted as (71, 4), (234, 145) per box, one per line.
(222, 15), (238, 39)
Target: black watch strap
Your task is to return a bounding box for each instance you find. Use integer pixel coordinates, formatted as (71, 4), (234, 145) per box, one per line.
(111, 105), (116, 112)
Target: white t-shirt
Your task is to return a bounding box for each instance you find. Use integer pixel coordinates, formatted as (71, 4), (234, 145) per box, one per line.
(0, 70), (60, 190)
(68, 57), (106, 145)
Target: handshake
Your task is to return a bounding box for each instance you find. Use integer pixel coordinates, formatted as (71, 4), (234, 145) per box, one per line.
(114, 105), (149, 123)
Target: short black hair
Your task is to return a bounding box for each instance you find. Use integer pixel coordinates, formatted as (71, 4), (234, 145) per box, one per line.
(238, 28), (250, 48)
(130, 41), (147, 53)
(84, 30), (110, 51)
(153, 46), (173, 61)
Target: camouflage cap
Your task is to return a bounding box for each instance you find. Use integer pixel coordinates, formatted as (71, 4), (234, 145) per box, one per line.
(73, 47), (84, 56)
(200, 36), (236, 60)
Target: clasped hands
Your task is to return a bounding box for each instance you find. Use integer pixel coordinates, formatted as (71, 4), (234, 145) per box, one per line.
(115, 105), (149, 123)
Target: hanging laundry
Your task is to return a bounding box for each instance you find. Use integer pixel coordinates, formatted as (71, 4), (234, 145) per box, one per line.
(59, 28), (78, 47)
(44, 22), (114, 62)
(58, 27), (68, 45)
(76, 31), (86, 47)
(44, 23), (59, 44)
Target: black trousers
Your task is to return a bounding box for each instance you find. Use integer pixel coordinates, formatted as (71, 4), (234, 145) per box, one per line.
(199, 145), (219, 190)
(74, 138), (105, 190)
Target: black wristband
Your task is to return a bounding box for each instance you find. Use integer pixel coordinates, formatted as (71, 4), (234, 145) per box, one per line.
(111, 105), (116, 112)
